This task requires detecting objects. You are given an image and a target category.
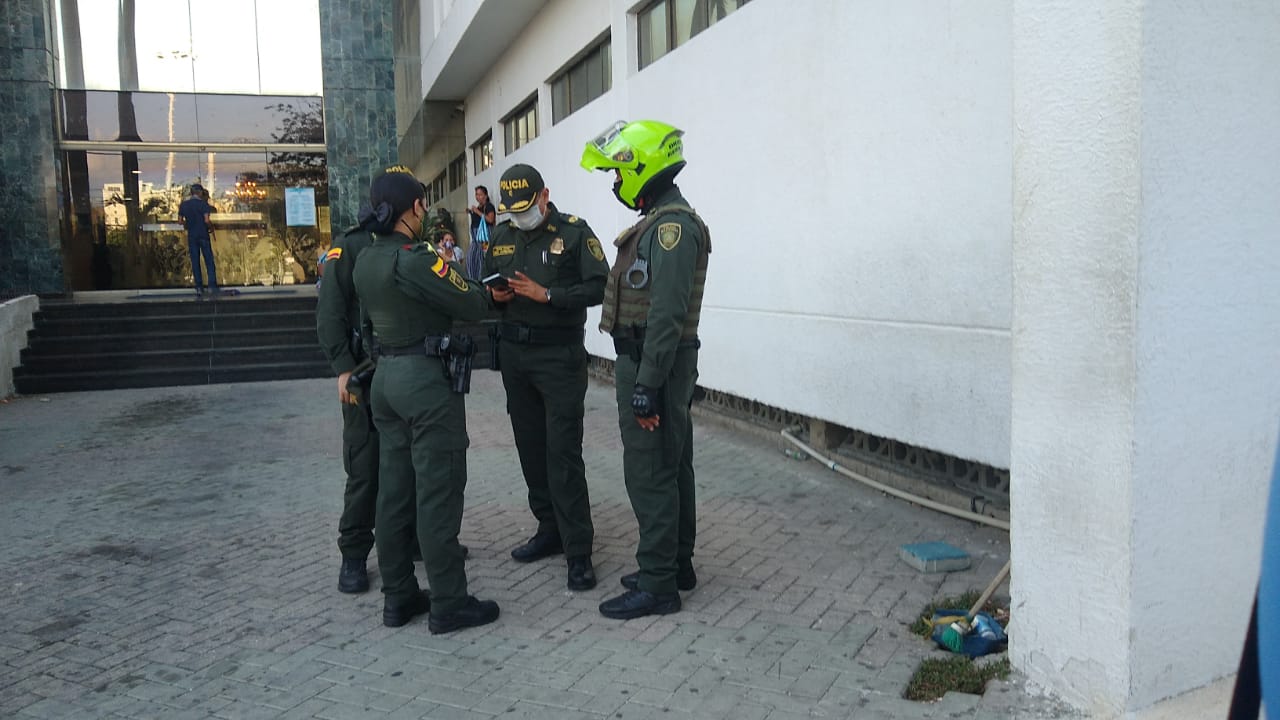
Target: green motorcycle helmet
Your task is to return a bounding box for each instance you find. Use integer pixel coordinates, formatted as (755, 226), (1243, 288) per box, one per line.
(581, 120), (686, 209)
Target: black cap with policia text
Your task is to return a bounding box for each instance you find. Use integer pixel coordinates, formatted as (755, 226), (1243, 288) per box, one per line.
(497, 164), (544, 213)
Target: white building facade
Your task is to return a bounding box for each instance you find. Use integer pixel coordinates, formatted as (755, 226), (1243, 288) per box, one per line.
(400, 0), (1280, 715)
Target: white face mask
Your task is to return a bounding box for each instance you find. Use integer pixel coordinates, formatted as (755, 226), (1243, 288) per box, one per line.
(511, 205), (544, 231)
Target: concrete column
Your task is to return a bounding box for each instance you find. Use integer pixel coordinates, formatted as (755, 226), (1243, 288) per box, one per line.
(1011, 0), (1280, 715)
(0, 0), (65, 295)
(317, 0), (399, 235)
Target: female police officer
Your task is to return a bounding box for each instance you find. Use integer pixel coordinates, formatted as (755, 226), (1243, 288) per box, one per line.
(351, 166), (500, 632)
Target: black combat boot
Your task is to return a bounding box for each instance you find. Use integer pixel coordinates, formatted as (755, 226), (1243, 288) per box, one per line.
(510, 532), (563, 563)
(427, 596), (500, 634)
(338, 557), (369, 594)
(382, 589), (431, 627)
(599, 589), (681, 620)
(567, 555), (597, 591)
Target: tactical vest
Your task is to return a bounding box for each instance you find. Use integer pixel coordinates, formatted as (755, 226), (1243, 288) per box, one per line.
(599, 204), (711, 339)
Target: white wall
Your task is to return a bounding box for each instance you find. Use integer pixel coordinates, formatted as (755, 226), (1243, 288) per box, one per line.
(456, 0), (1015, 467)
(1011, 0), (1280, 714)
(1130, 0), (1280, 708)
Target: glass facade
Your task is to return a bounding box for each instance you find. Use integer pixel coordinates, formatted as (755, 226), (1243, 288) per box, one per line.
(63, 144), (328, 290)
(51, 0), (329, 291)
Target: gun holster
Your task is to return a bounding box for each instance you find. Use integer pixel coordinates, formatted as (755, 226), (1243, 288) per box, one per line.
(345, 358), (377, 404)
(435, 334), (476, 394)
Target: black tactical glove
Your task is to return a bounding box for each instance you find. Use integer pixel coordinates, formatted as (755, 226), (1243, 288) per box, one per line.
(631, 384), (663, 419)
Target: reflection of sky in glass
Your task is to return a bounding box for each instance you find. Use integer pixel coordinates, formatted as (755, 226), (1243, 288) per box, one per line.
(56, 0), (322, 96)
(63, 91), (322, 145)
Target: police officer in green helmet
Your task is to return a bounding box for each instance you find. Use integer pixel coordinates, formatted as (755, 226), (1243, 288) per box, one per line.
(581, 120), (711, 619)
(351, 165), (501, 633)
(485, 163), (609, 592)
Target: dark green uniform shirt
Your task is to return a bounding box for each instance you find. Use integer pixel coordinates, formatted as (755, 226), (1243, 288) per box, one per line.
(485, 202), (609, 328)
(352, 234), (491, 346)
(635, 187), (704, 387)
(316, 230), (373, 375)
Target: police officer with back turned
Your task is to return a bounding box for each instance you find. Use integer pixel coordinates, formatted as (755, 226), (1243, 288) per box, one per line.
(581, 120), (711, 620)
(351, 166), (500, 633)
(315, 208), (379, 595)
(485, 163), (609, 591)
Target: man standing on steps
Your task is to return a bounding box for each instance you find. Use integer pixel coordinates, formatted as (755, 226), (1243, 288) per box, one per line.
(178, 183), (218, 299)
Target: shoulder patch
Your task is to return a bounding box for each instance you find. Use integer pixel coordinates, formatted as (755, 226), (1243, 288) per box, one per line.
(657, 223), (682, 251)
(447, 268), (469, 291)
(322, 247), (342, 262)
(430, 256), (449, 278)
(491, 244), (516, 257)
(402, 244), (415, 251)
(586, 237), (604, 261)
(566, 215), (581, 224)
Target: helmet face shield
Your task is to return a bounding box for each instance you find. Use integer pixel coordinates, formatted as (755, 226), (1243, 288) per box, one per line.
(581, 119), (685, 209)
(581, 121), (631, 172)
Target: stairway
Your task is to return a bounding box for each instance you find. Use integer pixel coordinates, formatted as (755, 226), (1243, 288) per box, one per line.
(14, 294), (330, 394)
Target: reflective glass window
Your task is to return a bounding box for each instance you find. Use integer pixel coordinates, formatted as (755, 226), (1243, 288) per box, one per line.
(255, 0), (324, 95)
(134, 0), (197, 93)
(637, 0), (749, 69)
(472, 133), (493, 175)
(56, 0), (322, 95)
(189, 0), (261, 95)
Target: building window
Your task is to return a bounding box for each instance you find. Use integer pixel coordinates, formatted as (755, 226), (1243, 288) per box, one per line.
(503, 97), (539, 155)
(448, 153), (466, 192)
(427, 171), (446, 205)
(638, 0), (750, 69)
(551, 37), (612, 125)
(472, 132), (493, 175)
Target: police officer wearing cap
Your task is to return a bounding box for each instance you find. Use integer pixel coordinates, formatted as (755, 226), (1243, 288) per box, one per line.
(315, 196), (382, 596)
(581, 121), (711, 620)
(485, 164), (609, 592)
(351, 166), (501, 633)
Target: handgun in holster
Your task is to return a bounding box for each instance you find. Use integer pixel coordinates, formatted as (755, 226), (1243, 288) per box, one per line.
(345, 357), (377, 404)
(435, 334), (475, 394)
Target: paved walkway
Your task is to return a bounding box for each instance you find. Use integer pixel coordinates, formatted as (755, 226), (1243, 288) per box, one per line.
(0, 372), (1076, 719)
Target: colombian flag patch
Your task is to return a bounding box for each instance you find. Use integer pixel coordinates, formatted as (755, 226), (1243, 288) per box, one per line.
(431, 257), (449, 278)
(323, 247), (342, 262)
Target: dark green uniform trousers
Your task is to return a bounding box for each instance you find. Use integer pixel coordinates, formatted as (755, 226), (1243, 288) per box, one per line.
(499, 341), (594, 557)
(614, 346), (698, 595)
(337, 401), (378, 560)
(370, 356), (470, 614)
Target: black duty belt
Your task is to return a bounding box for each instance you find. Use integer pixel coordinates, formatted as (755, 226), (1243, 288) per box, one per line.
(499, 323), (584, 345)
(613, 335), (700, 361)
(378, 335), (449, 357)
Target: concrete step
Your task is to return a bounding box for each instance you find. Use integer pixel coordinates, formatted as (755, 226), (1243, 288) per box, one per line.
(15, 345), (327, 374)
(33, 296), (316, 321)
(13, 361), (330, 395)
(29, 310), (316, 337)
(21, 328), (319, 355)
